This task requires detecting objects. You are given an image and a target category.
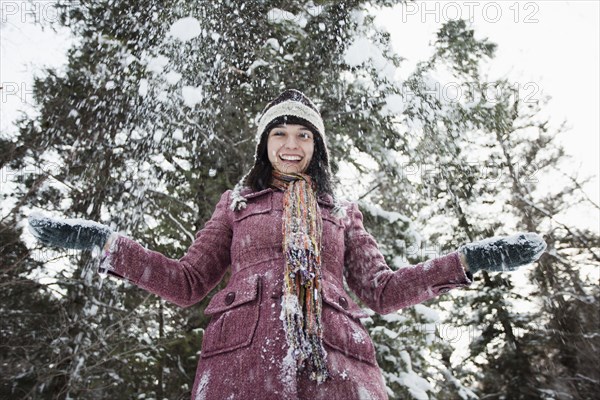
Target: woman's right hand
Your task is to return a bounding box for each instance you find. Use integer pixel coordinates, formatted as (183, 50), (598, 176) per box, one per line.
(28, 213), (113, 251)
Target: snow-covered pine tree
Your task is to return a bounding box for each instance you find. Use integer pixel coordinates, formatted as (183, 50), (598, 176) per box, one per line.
(1, 1), (202, 397)
(338, 17), (515, 398)
(344, 17), (596, 399)
(437, 76), (599, 398)
(468, 80), (598, 399)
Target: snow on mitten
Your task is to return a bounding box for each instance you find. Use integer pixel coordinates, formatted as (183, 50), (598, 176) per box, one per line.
(459, 232), (547, 273)
(28, 213), (113, 251)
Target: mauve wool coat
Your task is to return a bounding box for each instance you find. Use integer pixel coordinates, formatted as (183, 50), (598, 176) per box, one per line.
(102, 188), (473, 400)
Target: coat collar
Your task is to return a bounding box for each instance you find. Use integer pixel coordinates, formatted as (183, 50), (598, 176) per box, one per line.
(239, 187), (273, 200)
(238, 187), (335, 208)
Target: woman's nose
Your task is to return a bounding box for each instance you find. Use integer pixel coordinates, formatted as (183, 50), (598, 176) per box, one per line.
(283, 135), (299, 149)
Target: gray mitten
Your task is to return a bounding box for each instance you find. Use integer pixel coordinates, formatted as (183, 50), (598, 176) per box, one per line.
(459, 232), (547, 273)
(29, 213), (113, 251)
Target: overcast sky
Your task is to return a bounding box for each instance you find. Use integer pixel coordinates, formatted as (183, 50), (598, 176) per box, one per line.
(374, 1), (599, 205)
(2, 1), (598, 228)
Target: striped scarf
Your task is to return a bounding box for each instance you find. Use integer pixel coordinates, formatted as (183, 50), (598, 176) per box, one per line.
(270, 170), (329, 383)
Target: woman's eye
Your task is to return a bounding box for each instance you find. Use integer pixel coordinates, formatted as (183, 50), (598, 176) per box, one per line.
(299, 132), (312, 139)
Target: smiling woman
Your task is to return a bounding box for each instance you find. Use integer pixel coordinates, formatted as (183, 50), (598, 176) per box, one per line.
(267, 124), (315, 174)
(238, 90), (335, 207)
(28, 89), (547, 400)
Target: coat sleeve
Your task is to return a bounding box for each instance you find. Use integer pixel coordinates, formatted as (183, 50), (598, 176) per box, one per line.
(343, 202), (472, 315)
(99, 190), (233, 308)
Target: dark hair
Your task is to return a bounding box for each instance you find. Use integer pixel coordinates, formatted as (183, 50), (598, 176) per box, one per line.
(244, 116), (334, 196)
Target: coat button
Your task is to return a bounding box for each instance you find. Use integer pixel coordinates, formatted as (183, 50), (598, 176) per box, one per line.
(225, 292), (236, 305)
(338, 296), (348, 310)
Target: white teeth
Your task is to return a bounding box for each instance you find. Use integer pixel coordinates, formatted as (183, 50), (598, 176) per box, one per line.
(280, 155), (302, 161)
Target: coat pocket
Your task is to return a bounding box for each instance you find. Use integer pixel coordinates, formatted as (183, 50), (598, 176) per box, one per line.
(233, 194), (272, 222)
(201, 275), (261, 358)
(320, 283), (378, 366)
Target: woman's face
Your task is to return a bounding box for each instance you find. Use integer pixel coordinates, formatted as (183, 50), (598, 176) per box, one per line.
(267, 124), (315, 174)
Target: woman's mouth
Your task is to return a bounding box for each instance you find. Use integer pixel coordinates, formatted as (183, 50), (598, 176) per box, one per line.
(279, 154), (303, 163)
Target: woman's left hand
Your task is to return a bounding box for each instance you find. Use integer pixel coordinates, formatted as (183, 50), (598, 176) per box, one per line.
(459, 232), (547, 273)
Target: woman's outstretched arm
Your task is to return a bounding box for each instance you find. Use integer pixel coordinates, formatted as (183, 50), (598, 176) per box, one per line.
(30, 191), (234, 308)
(342, 202), (545, 315)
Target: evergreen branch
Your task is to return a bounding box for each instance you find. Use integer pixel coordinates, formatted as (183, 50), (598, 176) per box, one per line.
(146, 189), (197, 214)
(558, 170), (600, 211)
(163, 208), (195, 242)
(358, 182), (382, 201)
(518, 196), (600, 262)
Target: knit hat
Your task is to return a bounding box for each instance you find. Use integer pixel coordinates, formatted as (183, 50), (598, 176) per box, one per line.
(254, 89), (326, 148)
